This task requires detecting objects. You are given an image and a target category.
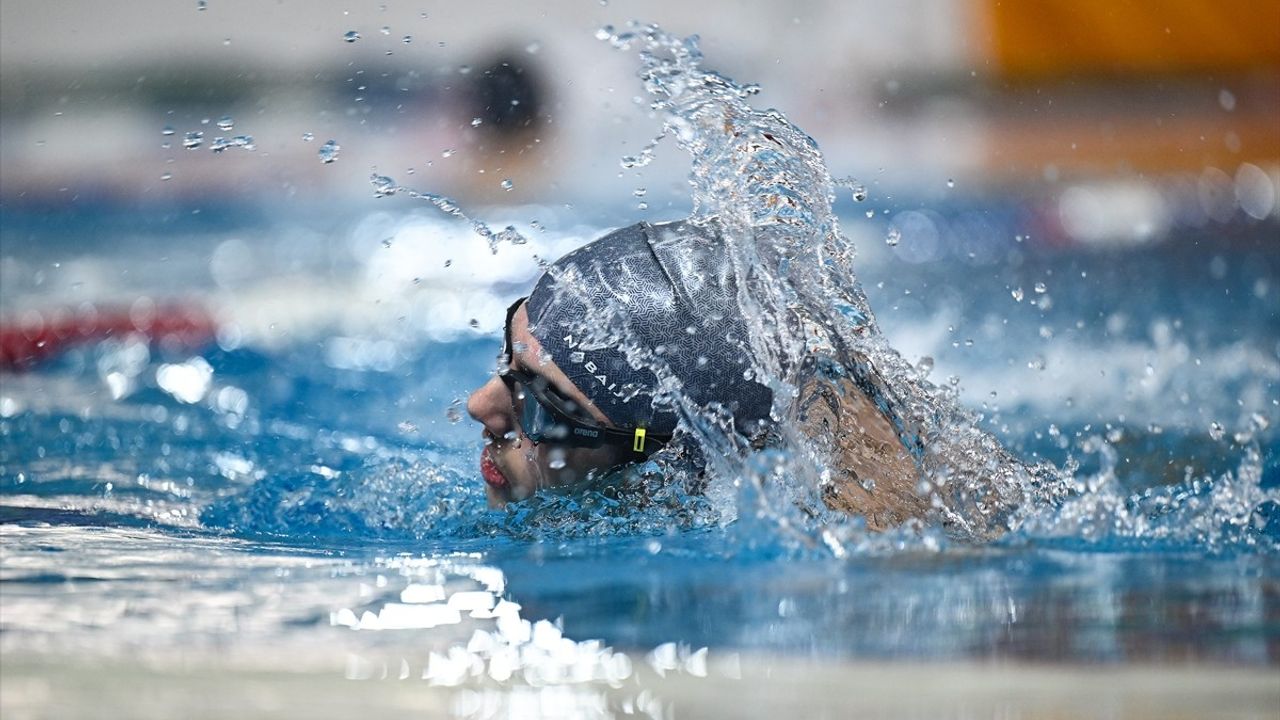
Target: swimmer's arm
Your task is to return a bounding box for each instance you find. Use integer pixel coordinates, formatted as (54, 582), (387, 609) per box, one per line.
(797, 376), (928, 530)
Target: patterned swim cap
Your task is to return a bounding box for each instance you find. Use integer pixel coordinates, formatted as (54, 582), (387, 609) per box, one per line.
(525, 220), (773, 436)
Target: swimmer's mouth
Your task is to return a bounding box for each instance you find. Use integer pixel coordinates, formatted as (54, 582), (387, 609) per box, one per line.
(480, 447), (508, 489)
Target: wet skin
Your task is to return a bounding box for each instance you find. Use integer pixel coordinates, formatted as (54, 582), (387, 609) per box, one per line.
(466, 302), (630, 507)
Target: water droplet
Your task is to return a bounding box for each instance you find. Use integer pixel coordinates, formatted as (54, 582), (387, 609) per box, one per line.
(381, 238), (393, 249)
(1011, 287), (1024, 302)
(468, 318), (480, 329)
(525, 42), (541, 54)
(160, 171), (173, 181)
(1208, 421), (1225, 441)
(637, 201), (649, 210)
(1028, 356), (1046, 371)
(222, 38), (231, 46)
(445, 399), (464, 424)
(318, 139), (340, 163)
(852, 187), (868, 202)
(182, 131), (203, 149)
(301, 132), (314, 142)
(500, 178), (513, 191)
(633, 187), (647, 197)
(1218, 88), (1236, 112)
(441, 148), (454, 158)
(344, 30), (360, 43)
(864, 210), (875, 218)
(470, 117), (483, 127)
(444, 259), (452, 268)
(946, 178), (955, 188)
(209, 135), (255, 153)
(196, 0), (207, 10)
(548, 448), (567, 470)
(379, 25), (390, 35)
(371, 174), (397, 197)
(1034, 282), (1047, 294)
(216, 115), (234, 132)
(402, 35), (412, 44)
(859, 477), (876, 491)
(161, 125), (176, 136)
(884, 226), (901, 246)
(915, 356), (934, 375)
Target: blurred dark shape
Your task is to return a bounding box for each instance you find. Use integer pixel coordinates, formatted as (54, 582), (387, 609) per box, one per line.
(471, 55), (544, 136)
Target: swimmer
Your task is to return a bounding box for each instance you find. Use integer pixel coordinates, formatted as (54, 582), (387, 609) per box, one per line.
(467, 220), (927, 529)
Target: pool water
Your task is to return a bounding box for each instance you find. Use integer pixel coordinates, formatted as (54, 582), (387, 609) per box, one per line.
(2, 193), (1277, 719)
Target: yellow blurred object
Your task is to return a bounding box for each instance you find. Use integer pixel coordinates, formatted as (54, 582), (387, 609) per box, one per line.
(976, 0), (1280, 181)
(985, 0), (1280, 78)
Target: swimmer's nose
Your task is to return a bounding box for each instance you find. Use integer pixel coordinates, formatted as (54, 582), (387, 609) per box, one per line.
(466, 374), (515, 437)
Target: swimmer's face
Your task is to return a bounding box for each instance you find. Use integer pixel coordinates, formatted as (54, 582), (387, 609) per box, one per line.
(466, 302), (629, 507)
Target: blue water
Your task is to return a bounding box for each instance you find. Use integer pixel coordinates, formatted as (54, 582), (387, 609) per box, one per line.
(2, 196), (1276, 679)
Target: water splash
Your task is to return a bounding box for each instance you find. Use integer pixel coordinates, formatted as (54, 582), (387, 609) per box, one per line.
(620, 128), (667, 169)
(578, 23), (1070, 548)
(314, 25), (1280, 558)
(368, 173), (529, 254)
(1012, 437), (1279, 554)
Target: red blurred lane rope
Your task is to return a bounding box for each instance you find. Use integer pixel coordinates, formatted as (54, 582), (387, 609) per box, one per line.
(0, 303), (217, 371)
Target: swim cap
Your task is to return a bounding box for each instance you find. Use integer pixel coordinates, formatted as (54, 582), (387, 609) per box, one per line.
(525, 220), (773, 436)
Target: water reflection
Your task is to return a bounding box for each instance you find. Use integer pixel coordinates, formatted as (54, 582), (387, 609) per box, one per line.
(1, 524), (1277, 717)
(3, 525), (1274, 668)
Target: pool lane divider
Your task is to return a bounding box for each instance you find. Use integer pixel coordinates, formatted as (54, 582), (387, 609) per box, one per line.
(0, 302), (216, 370)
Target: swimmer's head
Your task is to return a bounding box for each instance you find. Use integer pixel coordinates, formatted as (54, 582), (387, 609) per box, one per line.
(525, 220), (773, 436)
(466, 220), (773, 506)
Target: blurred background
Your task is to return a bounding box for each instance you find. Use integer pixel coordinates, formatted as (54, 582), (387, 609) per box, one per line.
(4, 0), (1276, 223)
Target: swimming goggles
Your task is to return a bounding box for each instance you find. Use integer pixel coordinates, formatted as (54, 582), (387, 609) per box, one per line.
(500, 297), (666, 454)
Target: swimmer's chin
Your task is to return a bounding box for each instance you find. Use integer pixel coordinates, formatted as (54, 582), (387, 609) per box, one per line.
(485, 484), (508, 508)
(485, 481), (536, 508)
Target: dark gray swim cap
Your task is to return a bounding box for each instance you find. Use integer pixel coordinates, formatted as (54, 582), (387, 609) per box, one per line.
(525, 220), (773, 436)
